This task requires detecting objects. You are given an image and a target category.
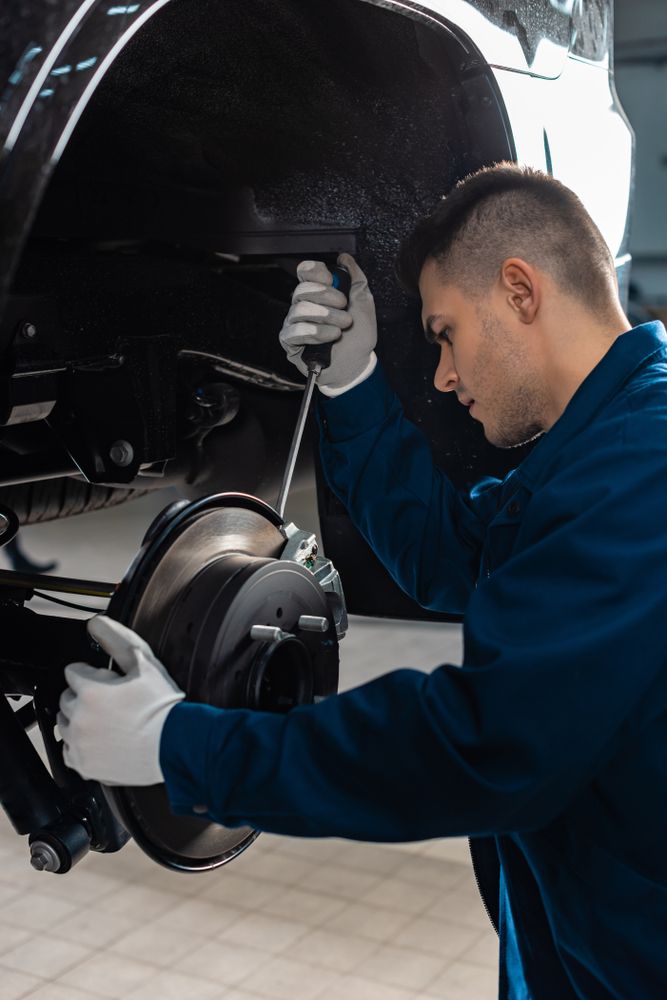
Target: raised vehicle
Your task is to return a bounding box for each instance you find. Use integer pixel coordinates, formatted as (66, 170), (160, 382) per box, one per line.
(0, 0), (632, 872)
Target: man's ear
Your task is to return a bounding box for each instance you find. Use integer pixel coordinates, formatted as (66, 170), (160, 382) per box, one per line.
(499, 258), (540, 324)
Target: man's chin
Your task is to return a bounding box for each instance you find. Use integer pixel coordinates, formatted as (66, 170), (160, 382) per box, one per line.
(484, 425), (544, 450)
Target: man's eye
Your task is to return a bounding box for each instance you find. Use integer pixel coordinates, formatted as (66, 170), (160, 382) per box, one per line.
(437, 328), (452, 346)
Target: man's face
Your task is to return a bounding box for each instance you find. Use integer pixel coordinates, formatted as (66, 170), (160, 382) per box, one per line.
(418, 259), (545, 449)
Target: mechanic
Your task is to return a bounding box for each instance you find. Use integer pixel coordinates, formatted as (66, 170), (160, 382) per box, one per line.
(58, 163), (667, 999)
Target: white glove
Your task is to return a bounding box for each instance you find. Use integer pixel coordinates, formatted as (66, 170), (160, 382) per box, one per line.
(279, 252), (378, 396)
(57, 615), (185, 786)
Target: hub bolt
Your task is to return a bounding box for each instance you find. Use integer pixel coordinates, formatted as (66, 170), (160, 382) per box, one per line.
(250, 625), (286, 643)
(298, 616), (329, 632)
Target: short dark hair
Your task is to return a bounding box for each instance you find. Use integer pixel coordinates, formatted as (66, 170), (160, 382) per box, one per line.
(395, 163), (618, 317)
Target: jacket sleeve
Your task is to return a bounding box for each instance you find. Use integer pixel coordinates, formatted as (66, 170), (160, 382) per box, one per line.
(160, 426), (667, 841)
(316, 364), (503, 614)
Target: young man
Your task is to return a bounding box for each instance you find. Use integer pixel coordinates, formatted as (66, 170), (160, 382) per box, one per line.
(59, 165), (667, 997)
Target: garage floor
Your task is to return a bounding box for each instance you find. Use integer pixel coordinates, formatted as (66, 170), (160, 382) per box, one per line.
(0, 490), (498, 1000)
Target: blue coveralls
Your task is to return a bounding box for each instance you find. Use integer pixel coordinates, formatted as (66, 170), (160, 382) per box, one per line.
(161, 320), (667, 998)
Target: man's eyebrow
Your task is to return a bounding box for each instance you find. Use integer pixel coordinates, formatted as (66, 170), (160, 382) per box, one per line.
(423, 315), (442, 345)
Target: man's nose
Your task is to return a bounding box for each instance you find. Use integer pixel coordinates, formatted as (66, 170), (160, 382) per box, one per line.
(433, 344), (459, 393)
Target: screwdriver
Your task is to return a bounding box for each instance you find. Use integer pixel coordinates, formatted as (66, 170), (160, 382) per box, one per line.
(276, 264), (352, 520)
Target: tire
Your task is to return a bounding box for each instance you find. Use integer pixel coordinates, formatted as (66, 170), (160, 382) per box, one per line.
(0, 479), (149, 525)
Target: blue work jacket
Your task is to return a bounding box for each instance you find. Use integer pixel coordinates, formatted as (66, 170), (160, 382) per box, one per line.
(161, 320), (667, 998)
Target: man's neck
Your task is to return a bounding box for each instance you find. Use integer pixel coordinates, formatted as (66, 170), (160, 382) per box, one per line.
(541, 306), (631, 430)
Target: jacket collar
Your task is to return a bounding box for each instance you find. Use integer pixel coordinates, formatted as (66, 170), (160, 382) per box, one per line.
(515, 321), (667, 490)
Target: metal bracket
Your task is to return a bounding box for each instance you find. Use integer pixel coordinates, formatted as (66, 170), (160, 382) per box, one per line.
(280, 523), (318, 567)
(280, 522), (347, 639)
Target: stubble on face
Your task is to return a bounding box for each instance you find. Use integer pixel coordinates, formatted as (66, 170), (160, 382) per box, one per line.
(472, 310), (547, 449)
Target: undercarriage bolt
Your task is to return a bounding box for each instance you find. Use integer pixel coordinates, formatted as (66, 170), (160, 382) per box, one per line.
(250, 625), (285, 643)
(21, 321), (37, 340)
(297, 616), (329, 632)
(30, 842), (61, 873)
(109, 440), (134, 467)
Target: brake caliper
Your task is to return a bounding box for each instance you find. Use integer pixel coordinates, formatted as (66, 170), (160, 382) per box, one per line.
(280, 522), (348, 640)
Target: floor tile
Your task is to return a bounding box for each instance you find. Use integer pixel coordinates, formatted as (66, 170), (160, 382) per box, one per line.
(20, 985), (101, 1000)
(261, 887), (347, 926)
(155, 897), (245, 937)
(27, 868), (122, 907)
(242, 834), (278, 856)
(174, 939), (270, 986)
(424, 883), (492, 931)
(267, 837), (347, 865)
(385, 841), (431, 856)
(456, 930), (498, 969)
(419, 839), (473, 867)
(110, 921), (210, 966)
(218, 912), (310, 954)
(284, 927), (379, 973)
(0, 967), (43, 1000)
(424, 960), (498, 998)
(123, 864), (203, 898)
(234, 851), (318, 887)
(0, 864), (57, 899)
(57, 952), (156, 998)
(297, 864), (381, 901)
(0, 850), (28, 878)
(221, 992), (277, 1000)
(393, 855), (469, 891)
(317, 975), (419, 1000)
(1, 935), (91, 980)
(240, 955), (337, 1000)
(50, 906), (137, 950)
(0, 923), (31, 957)
(1, 891), (77, 932)
(325, 841), (405, 876)
(95, 883), (180, 923)
(354, 943), (447, 992)
(202, 871), (282, 911)
(324, 900), (412, 943)
(94, 843), (152, 881)
(360, 875), (440, 916)
(391, 915), (483, 960)
(0, 884), (21, 908)
(125, 969), (224, 999)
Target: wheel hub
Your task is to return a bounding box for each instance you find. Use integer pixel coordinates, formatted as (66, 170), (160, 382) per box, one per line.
(104, 492), (342, 871)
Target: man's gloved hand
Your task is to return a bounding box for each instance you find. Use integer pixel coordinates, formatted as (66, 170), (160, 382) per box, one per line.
(57, 615), (185, 786)
(279, 252), (378, 396)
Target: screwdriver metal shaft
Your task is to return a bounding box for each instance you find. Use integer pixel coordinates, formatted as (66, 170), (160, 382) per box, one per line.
(276, 363), (320, 521)
(276, 264), (351, 521)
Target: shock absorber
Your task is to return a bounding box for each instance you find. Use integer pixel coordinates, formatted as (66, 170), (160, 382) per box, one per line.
(0, 693), (91, 873)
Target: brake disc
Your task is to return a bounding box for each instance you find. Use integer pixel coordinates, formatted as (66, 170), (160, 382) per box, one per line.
(104, 492), (341, 872)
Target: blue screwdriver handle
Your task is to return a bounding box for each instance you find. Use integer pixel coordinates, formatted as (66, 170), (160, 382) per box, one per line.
(302, 264), (352, 375)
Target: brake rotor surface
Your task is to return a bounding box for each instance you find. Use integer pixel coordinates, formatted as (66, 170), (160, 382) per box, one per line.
(104, 493), (339, 871)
